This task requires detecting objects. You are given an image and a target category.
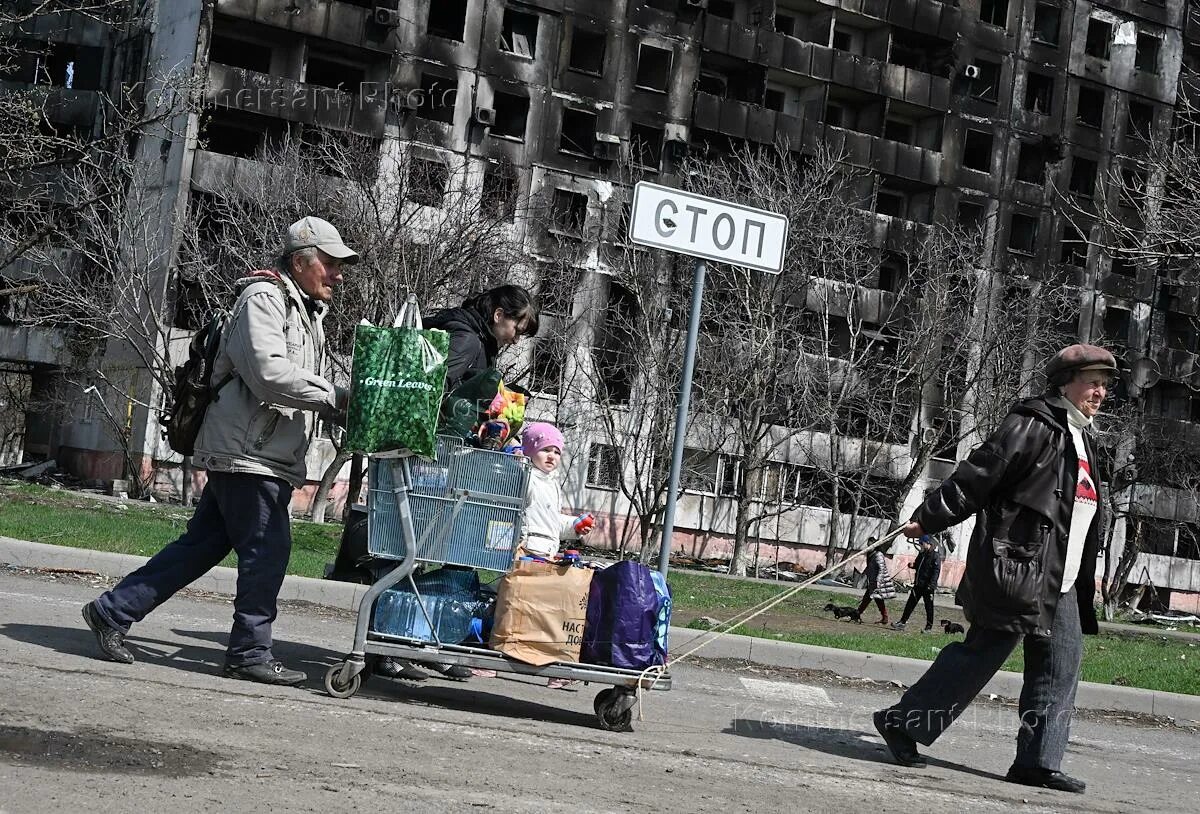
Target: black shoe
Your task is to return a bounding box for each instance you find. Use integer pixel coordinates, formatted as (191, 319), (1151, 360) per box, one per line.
(223, 660), (306, 686)
(82, 602), (134, 664)
(873, 710), (927, 768)
(1005, 766), (1086, 793)
(427, 662), (472, 681)
(376, 657), (429, 681)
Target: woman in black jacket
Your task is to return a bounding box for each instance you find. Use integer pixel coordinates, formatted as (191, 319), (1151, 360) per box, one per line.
(425, 284), (540, 392)
(873, 343), (1117, 795)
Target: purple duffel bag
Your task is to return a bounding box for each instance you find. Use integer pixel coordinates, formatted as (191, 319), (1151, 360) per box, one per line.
(581, 560), (663, 669)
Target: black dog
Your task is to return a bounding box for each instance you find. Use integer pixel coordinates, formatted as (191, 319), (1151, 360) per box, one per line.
(940, 619), (965, 635)
(824, 603), (863, 623)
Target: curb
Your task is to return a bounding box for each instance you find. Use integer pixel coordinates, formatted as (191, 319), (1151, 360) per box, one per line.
(3, 536), (1198, 724)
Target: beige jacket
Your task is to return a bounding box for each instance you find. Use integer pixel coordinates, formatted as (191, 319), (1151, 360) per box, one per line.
(193, 270), (340, 487)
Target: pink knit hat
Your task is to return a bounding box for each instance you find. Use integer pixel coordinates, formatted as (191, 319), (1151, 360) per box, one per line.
(522, 422), (564, 455)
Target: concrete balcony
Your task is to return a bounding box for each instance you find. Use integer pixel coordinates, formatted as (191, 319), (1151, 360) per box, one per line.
(691, 93), (941, 185)
(206, 62), (386, 137)
(0, 325), (69, 367)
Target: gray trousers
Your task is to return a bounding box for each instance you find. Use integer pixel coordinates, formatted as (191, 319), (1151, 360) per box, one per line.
(884, 588), (1083, 771)
(94, 471), (294, 667)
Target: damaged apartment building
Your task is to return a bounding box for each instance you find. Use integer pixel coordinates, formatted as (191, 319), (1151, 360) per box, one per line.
(2, 0), (1200, 609)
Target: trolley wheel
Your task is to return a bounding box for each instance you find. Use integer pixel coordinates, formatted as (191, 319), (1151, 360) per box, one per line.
(594, 688), (634, 732)
(324, 662), (362, 699)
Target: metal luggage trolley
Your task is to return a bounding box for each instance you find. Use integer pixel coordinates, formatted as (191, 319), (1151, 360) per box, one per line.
(322, 436), (671, 731)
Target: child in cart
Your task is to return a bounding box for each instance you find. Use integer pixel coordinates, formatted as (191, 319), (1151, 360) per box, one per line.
(510, 422), (593, 688)
(519, 422), (593, 560)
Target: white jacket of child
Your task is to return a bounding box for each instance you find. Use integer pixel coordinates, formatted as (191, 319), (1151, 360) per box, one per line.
(522, 467), (577, 558)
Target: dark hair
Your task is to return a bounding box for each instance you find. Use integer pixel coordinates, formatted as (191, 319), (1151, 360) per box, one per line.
(465, 284), (540, 338)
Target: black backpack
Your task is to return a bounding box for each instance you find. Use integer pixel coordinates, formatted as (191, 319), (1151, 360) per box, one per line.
(160, 311), (236, 456)
(160, 271), (288, 456)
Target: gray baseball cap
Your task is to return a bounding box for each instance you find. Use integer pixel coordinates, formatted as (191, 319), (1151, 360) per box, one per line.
(283, 216), (359, 262)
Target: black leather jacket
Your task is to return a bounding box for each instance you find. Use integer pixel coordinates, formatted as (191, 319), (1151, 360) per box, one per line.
(913, 396), (1102, 637)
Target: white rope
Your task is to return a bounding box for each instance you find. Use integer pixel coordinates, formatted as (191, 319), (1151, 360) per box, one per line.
(632, 525), (911, 718)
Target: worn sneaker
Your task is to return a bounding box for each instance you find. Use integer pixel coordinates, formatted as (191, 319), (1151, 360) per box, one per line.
(1005, 766), (1086, 793)
(82, 602), (134, 664)
(872, 710), (927, 768)
(223, 660), (306, 686)
(921, 626), (935, 634)
(890, 621), (907, 631)
(427, 662), (472, 681)
(376, 657), (429, 681)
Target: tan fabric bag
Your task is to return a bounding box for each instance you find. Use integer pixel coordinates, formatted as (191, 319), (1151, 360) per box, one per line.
(490, 560), (594, 665)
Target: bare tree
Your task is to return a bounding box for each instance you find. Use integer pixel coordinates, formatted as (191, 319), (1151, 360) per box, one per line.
(176, 131), (531, 518)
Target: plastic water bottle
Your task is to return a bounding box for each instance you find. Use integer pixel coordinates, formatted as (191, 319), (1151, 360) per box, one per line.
(573, 513), (595, 535)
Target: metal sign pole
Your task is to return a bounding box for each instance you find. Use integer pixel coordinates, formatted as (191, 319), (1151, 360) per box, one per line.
(657, 257), (706, 576)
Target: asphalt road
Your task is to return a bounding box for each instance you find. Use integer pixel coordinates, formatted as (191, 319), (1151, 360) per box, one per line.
(0, 569), (1196, 813)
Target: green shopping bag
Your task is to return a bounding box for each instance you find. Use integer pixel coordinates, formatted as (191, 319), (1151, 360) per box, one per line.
(345, 296), (449, 457)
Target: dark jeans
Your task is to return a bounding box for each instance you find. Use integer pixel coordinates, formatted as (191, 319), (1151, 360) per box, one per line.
(899, 588), (935, 629)
(94, 471), (294, 667)
(883, 588), (1083, 771)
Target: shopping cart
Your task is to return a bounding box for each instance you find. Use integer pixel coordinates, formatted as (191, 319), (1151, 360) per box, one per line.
(322, 436), (671, 731)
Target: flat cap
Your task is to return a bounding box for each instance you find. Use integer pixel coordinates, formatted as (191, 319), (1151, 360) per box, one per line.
(1045, 343), (1118, 381)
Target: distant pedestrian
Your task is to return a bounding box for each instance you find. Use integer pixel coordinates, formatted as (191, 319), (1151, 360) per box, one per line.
(82, 216), (357, 686)
(855, 537), (895, 625)
(873, 343), (1117, 795)
(892, 535), (942, 633)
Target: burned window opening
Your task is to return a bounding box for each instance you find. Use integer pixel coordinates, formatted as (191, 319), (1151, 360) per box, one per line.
(635, 43), (672, 92)
(428, 0), (467, 41)
(958, 200), (986, 228)
(1103, 306), (1132, 343)
(1025, 71), (1054, 115)
(491, 90), (529, 140)
(1008, 212), (1039, 255)
(883, 117), (913, 144)
(481, 163), (518, 221)
(708, 0), (736, 18)
(1032, 2), (1061, 45)
(1069, 156), (1098, 197)
(1136, 34), (1161, 74)
(1016, 141), (1046, 184)
(631, 123), (663, 171)
(406, 157), (448, 208)
(559, 107), (597, 155)
(877, 251), (909, 293)
(1060, 223), (1088, 266)
(209, 33), (271, 74)
(416, 72), (457, 124)
(305, 54), (365, 93)
(764, 87), (786, 112)
(1128, 100), (1154, 138)
(200, 107), (289, 158)
(551, 188), (588, 236)
(568, 27), (606, 75)
(1085, 18), (1112, 60)
(2, 39), (106, 90)
(1120, 162), (1146, 208)
(1110, 255), (1137, 277)
(501, 8), (539, 59)
(1077, 85), (1105, 128)
(1166, 311), (1200, 353)
(889, 29), (955, 74)
(962, 129), (993, 172)
(968, 59), (1001, 103)
(980, 0), (1009, 28)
